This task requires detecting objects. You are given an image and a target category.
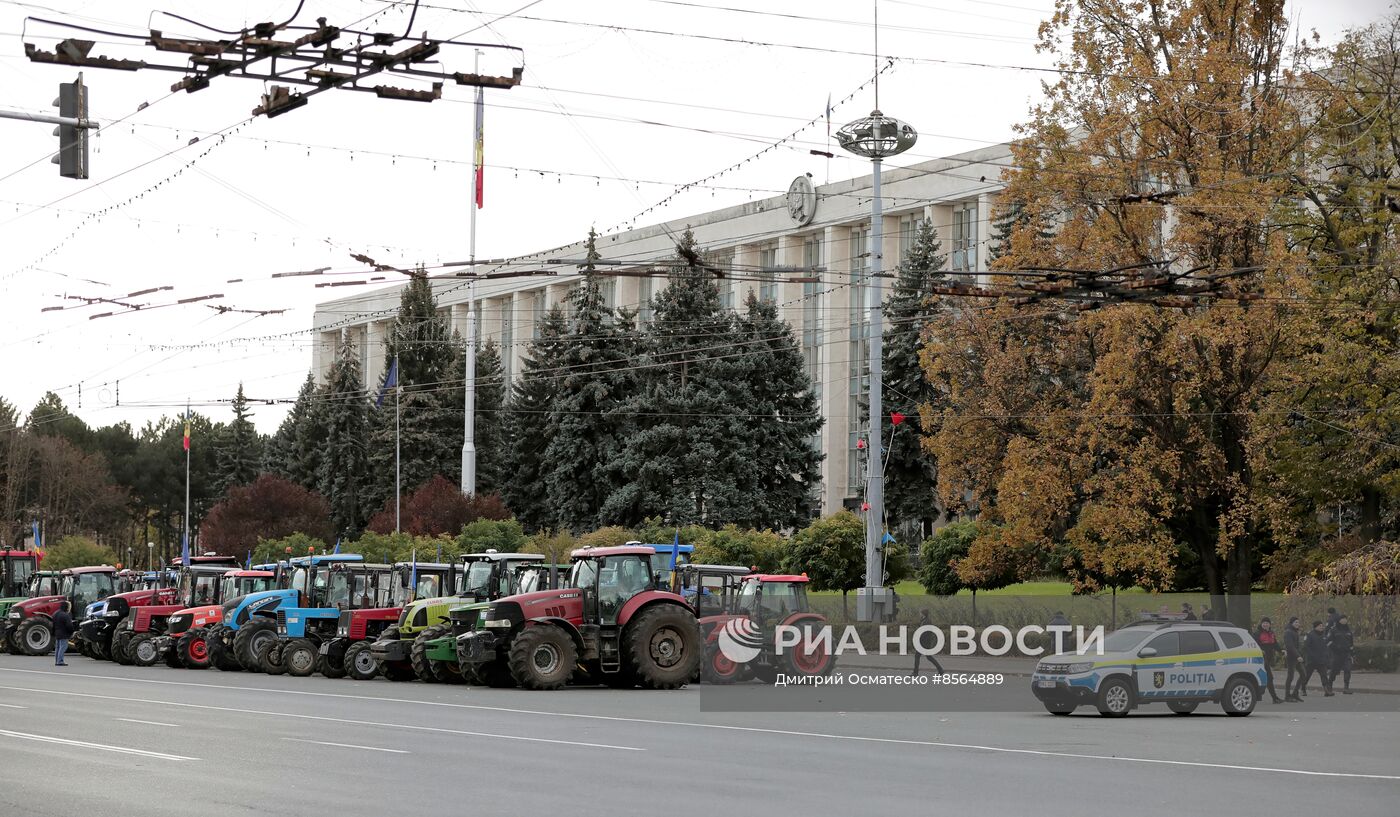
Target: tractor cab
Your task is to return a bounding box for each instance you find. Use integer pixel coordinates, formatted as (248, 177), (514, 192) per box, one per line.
(457, 545), (702, 690)
(736, 575), (814, 621)
(0, 548), (40, 605)
(261, 559), (403, 677)
(673, 564), (752, 617)
(626, 541), (694, 587)
(109, 560), (243, 665)
(27, 570), (62, 598)
(3, 565), (117, 656)
(699, 574), (833, 685)
(59, 566), (118, 610)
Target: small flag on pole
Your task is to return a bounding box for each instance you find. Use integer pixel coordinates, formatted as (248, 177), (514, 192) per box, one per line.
(245, 551), (252, 570)
(182, 409), (191, 451)
(180, 530), (190, 568)
(332, 538), (341, 555)
(30, 520), (41, 550)
(668, 530), (681, 591)
(473, 86), (485, 209)
(375, 357), (399, 408)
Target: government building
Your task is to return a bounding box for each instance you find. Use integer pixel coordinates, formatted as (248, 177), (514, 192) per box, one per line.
(311, 141), (1010, 516)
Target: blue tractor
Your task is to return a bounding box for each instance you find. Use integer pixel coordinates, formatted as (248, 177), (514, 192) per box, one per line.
(205, 557), (348, 672)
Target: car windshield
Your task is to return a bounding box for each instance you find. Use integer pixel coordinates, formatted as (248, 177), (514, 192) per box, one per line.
(1089, 628), (1151, 655)
(461, 561), (497, 596)
(61, 572), (114, 608)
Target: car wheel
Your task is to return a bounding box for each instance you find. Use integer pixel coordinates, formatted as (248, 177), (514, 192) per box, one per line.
(1096, 677), (1133, 717)
(1221, 677), (1256, 717)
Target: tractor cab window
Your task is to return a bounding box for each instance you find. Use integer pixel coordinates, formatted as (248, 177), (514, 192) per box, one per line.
(514, 566), (543, 595)
(461, 561), (497, 597)
(328, 568), (376, 610)
(8, 557), (35, 593)
(649, 551), (690, 586)
(29, 574), (57, 596)
(757, 582), (802, 616)
(182, 572), (219, 605)
(598, 556), (652, 622)
(62, 572), (114, 609)
(290, 567), (329, 604)
(415, 573), (442, 599)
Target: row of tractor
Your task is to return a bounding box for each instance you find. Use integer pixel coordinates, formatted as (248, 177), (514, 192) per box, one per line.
(1, 543), (836, 689)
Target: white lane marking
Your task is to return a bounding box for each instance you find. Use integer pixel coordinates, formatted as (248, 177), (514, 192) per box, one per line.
(116, 718), (178, 728)
(0, 703), (26, 709)
(1, 668), (1394, 781)
(0, 685), (643, 753)
(283, 737), (409, 754)
(0, 728), (197, 761)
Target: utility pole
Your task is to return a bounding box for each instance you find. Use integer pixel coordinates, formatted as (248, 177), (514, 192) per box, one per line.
(0, 73), (97, 178)
(462, 49), (484, 497)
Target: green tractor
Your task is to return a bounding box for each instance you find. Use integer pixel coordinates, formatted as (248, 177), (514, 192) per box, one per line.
(0, 550), (50, 654)
(369, 551), (554, 683)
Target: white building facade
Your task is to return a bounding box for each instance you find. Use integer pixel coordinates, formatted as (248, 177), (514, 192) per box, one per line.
(311, 142), (1009, 515)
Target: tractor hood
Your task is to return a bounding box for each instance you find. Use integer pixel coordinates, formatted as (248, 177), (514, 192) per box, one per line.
(9, 595), (62, 617)
(107, 587), (178, 606)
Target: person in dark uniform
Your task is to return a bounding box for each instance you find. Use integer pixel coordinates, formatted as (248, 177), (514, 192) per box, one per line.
(52, 602), (75, 667)
(1181, 603), (1197, 621)
(912, 608), (944, 675)
(1328, 615), (1355, 694)
(1301, 620), (1334, 697)
(1283, 617), (1304, 701)
(1254, 617), (1283, 703)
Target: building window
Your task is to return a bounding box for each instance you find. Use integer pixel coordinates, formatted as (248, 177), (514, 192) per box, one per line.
(898, 213), (925, 264)
(638, 274), (654, 325)
(530, 289), (546, 339)
(801, 236), (823, 392)
(952, 202), (978, 272)
(848, 226), (871, 495)
(500, 299), (513, 386)
(758, 243), (778, 303)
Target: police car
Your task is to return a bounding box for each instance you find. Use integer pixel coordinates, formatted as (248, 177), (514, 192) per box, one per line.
(1031, 620), (1265, 717)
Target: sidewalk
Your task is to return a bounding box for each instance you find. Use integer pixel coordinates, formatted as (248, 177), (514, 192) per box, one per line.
(838, 652), (1400, 695)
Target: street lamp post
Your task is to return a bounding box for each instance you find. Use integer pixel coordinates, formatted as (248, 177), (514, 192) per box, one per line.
(837, 106), (917, 622)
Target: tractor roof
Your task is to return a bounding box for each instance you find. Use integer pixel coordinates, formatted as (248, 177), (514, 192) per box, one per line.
(680, 564), (753, 576)
(188, 565), (239, 575)
(0, 549), (38, 558)
(746, 574), (810, 584)
(171, 555), (240, 566)
(394, 561), (453, 570)
(627, 541), (694, 552)
(63, 565), (117, 575)
(289, 554), (364, 566)
(462, 552), (545, 563)
(251, 563), (280, 571)
(572, 545), (655, 558)
(225, 570), (274, 578)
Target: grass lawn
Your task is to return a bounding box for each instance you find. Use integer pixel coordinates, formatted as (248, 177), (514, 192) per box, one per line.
(814, 580), (1147, 597)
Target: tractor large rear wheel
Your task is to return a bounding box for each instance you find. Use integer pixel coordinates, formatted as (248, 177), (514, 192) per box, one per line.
(4, 625), (23, 655)
(17, 618), (54, 656)
(343, 641), (379, 681)
(233, 619), (276, 670)
(282, 639), (319, 677)
(207, 625), (240, 671)
(128, 633), (161, 667)
(257, 640), (287, 675)
(178, 628), (211, 670)
(111, 628), (135, 665)
(624, 605), (700, 690)
(507, 625), (577, 690)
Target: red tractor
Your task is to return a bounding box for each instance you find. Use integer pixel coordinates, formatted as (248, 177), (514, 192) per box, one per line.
(698, 574), (834, 684)
(6, 565), (117, 656)
(111, 557), (241, 666)
(156, 568), (277, 669)
(456, 545), (702, 690)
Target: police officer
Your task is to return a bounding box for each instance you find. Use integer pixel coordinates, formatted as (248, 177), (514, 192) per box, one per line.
(1328, 614), (1355, 695)
(1283, 617), (1304, 701)
(1255, 617), (1283, 704)
(1181, 603), (1197, 621)
(1301, 620), (1335, 697)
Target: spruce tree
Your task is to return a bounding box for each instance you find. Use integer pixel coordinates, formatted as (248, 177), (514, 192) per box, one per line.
(502, 306), (569, 531)
(542, 230), (638, 531)
(471, 339), (507, 496)
(214, 383), (263, 496)
(319, 336), (371, 539)
(264, 373), (317, 487)
(882, 221), (946, 533)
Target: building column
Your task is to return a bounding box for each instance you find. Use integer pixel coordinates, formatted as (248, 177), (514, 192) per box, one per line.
(820, 225), (852, 516)
(450, 303), (471, 342)
(365, 321), (386, 393)
(776, 235), (804, 329)
(733, 243), (759, 309)
(313, 331), (336, 383)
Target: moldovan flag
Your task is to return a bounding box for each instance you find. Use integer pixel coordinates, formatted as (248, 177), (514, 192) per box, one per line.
(473, 86), (485, 208)
(182, 411), (190, 451)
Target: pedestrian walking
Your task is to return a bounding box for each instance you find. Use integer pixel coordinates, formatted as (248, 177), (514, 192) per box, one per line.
(1255, 617), (1283, 703)
(1047, 610), (1071, 653)
(1283, 616), (1304, 701)
(1301, 620), (1335, 697)
(1328, 614), (1355, 695)
(52, 601), (75, 667)
(912, 608), (944, 676)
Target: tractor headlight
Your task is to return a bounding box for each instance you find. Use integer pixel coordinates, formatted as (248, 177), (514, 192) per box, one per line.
(7, 612), (20, 620)
(483, 619), (513, 628)
(105, 610), (123, 618)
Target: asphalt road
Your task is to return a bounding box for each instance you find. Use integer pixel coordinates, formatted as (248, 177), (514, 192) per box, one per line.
(0, 652), (1397, 816)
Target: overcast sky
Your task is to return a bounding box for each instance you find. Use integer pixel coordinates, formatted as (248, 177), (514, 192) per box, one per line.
(1, 0), (1390, 435)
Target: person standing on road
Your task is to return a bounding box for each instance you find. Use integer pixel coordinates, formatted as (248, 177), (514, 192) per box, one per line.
(1301, 620), (1335, 697)
(1047, 610), (1071, 654)
(52, 601), (75, 667)
(1181, 603), (1197, 621)
(912, 608), (944, 676)
(1254, 617), (1283, 704)
(1328, 614), (1355, 695)
(1284, 617), (1304, 701)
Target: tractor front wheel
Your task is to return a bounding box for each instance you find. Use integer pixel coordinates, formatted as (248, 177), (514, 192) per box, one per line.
(282, 639), (319, 677)
(207, 625), (240, 672)
(343, 641), (379, 681)
(412, 624), (463, 685)
(624, 605), (701, 690)
(257, 640), (287, 676)
(111, 628), (135, 665)
(320, 639), (348, 679)
(128, 633), (161, 667)
(17, 618), (55, 656)
(233, 619), (276, 670)
(508, 625), (577, 690)
(178, 628), (211, 670)
(777, 621), (834, 678)
(701, 644), (741, 685)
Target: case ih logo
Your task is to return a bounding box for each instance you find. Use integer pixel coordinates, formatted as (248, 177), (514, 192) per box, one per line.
(716, 618), (764, 664)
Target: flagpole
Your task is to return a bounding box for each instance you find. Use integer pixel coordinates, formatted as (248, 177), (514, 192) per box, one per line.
(395, 383), (402, 534)
(183, 403), (191, 565)
(462, 48), (483, 497)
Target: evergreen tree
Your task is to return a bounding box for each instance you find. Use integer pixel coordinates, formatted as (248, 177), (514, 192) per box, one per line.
(542, 230), (639, 531)
(471, 339), (507, 496)
(600, 230), (754, 527)
(366, 272), (462, 510)
(989, 201), (1056, 262)
(214, 383), (262, 496)
(319, 336), (371, 539)
(502, 306), (569, 532)
(882, 222), (946, 533)
(265, 373), (318, 488)
(729, 292), (823, 529)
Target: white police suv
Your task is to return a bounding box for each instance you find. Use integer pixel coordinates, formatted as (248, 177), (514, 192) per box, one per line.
(1031, 620), (1265, 717)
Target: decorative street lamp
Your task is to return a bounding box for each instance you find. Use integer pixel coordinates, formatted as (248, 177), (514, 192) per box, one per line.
(837, 7), (917, 623)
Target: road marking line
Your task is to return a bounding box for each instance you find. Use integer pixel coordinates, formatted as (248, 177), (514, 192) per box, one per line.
(116, 718), (178, 728)
(283, 737), (409, 754)
(1, 668), (1393, 780)
(0, 685), (643, 753)
(0, 728), (197, 761)
(0, 703), (26, 709)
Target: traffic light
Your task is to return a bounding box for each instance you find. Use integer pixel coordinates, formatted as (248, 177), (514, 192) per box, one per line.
(52, 73), (88, 179)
